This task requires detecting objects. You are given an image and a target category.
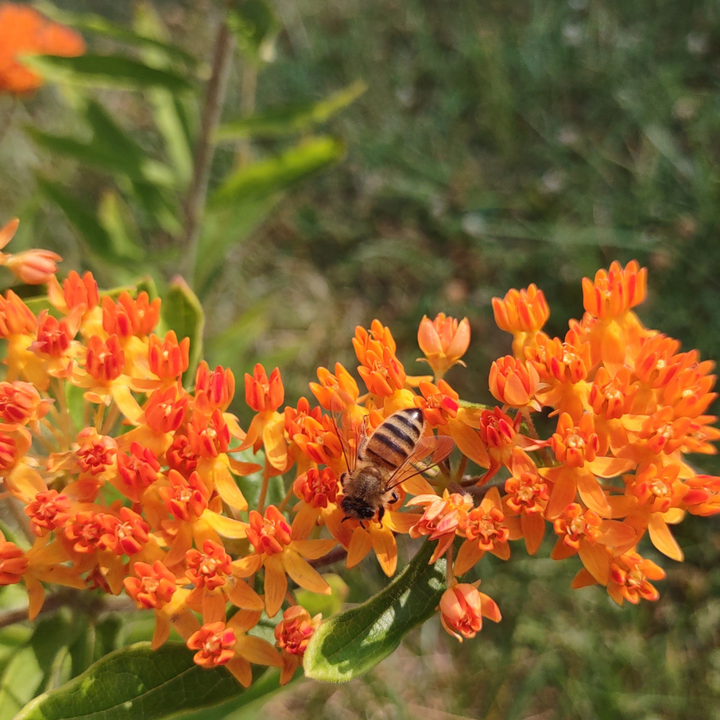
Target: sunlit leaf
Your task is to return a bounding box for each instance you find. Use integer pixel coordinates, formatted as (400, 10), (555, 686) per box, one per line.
(217, 80), (367, 139)
(15, 642), (282, 720)
(303, 539), (446, 682)
(20, 55), (194, 93)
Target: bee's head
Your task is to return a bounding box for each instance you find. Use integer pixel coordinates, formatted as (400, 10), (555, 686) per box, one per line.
(340, 495), (376, 521)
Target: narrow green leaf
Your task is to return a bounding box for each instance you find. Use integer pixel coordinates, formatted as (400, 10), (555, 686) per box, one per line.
(217, 80), (367, 140)
(97, 191), (145, 261)
(35, 1), (198, 68)
(20, 55), (194, 93)
(0, 647), (44, 720)
(161, 277), (205, 382)
(209, 136), (345, 208)
(15, 642), (279, 720)
(303, 539), (446, 682)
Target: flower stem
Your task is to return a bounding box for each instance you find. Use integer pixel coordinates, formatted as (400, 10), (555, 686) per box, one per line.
(277, 482), (295, 513)
(257, 460), (271, 515)
(445, 543), (454, 587)
(179, 19), (235, 285)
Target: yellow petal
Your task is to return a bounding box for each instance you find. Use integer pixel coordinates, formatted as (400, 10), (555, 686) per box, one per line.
(282, 549), (331, 594)
(597, 520), (637, 547)
(264, 555), (287, 617)
(662, 508), (685, 525)
(200, 510), (248, 539)
(212, 462), (248, 511)
(164, 522), (193, 567)
(110, 384), (144, 424)
(6, 462), (47, 502)
(648, 513), (684, 561)
(402, 473), (435, 496)
(263, 415), (288, 471)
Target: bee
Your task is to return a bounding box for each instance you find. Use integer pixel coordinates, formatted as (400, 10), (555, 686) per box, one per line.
(334, 405), (454, 524)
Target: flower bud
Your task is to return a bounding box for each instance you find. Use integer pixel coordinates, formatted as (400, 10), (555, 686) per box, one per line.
(0, 541), (28, 584)
(5, 249), (62, 284)
(439, 582), (501, 642)
(245, 364), (284, 413)
(417, 314), (471, 378)
(489, 355), (540, 409)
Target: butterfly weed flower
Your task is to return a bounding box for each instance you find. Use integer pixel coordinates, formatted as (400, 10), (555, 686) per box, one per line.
(0, 225), (718, 685)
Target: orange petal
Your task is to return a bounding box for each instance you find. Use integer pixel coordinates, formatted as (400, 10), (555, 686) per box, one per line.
(454, 539), (485, 575)
(264, 555), (287, 617)
(550, 538), (577, 561)
(164, 522), (193, 567)
(152, 610), (171, 649)
(369, 524), (397, 576)
(346, 526), (372, 568)
(6, 462), (47, 502)
(578, 540), (610, 584)
(504, 515), (522, 540)
(226, 657), (253, 687)
(384, 511), (423, 534)
(235, 634), (283, 668)
(570, 568), (598, 589)
(402, 473), (436, 496)
(489, 541), (511, 561)
(608, 495), (634, 519)
(282, 549), (331, 594)
(521, 512), (545, 555)
(225, 577), (265, 611)
(449, 421), (490, 468)
(576, 469), (611, 517)
(228, 609), (263, 633)
(291, 504), (320, 541)
(280, 652), (300, 686)
(587, 456), (635, 478)
(597, 520), (637, 547)
(292, 538), (337, 560)
(648, 513), (684, 561)
(231, 554), (264, 578)
(202, 591), (227, 624)
(24, 574), (45, 620)
(546, 469), (576, 519)
(662, 508), (685, 525)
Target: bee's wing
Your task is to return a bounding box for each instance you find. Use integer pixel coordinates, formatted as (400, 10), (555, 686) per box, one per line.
(330, 391), (366, 473)
(385, 434), (455, 491)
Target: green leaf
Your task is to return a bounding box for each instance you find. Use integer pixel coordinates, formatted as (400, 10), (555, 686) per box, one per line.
(35, 1), (198, 68)
(303, 539), (446, 682)
(209, 136), (345, 208)
(20, 55), (194, 93)
(227, 0), (279, 64)
(161, 276), (205, 382)
(217, 80), (367, 140)
(15, 642), (282, 720)
(97, 191), (145, 262)
(0, 647), (44, 720)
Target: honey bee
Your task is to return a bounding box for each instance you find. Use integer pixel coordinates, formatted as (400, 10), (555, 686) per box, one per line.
(334, 405), (454, 524)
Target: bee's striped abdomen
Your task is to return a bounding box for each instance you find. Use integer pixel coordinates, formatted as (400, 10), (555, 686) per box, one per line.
(360, 408), (424, 470)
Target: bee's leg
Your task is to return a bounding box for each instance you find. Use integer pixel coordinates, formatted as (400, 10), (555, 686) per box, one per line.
(390, 491), (399, 504)
(359, 521), (366, 530)
(377, 506), (385, 527)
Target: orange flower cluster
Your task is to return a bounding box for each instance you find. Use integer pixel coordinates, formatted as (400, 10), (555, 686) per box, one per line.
(0, 4), (85, 95)
(1, 232), (717, 677)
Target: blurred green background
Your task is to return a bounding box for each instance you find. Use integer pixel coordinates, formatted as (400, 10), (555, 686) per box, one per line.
(3, 0), (720, 717)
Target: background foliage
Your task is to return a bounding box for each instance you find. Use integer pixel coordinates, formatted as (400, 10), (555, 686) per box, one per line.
(2, 0), (720, 718)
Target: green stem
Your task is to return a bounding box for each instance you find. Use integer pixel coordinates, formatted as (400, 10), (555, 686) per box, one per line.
(257, 459), (271, 515)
